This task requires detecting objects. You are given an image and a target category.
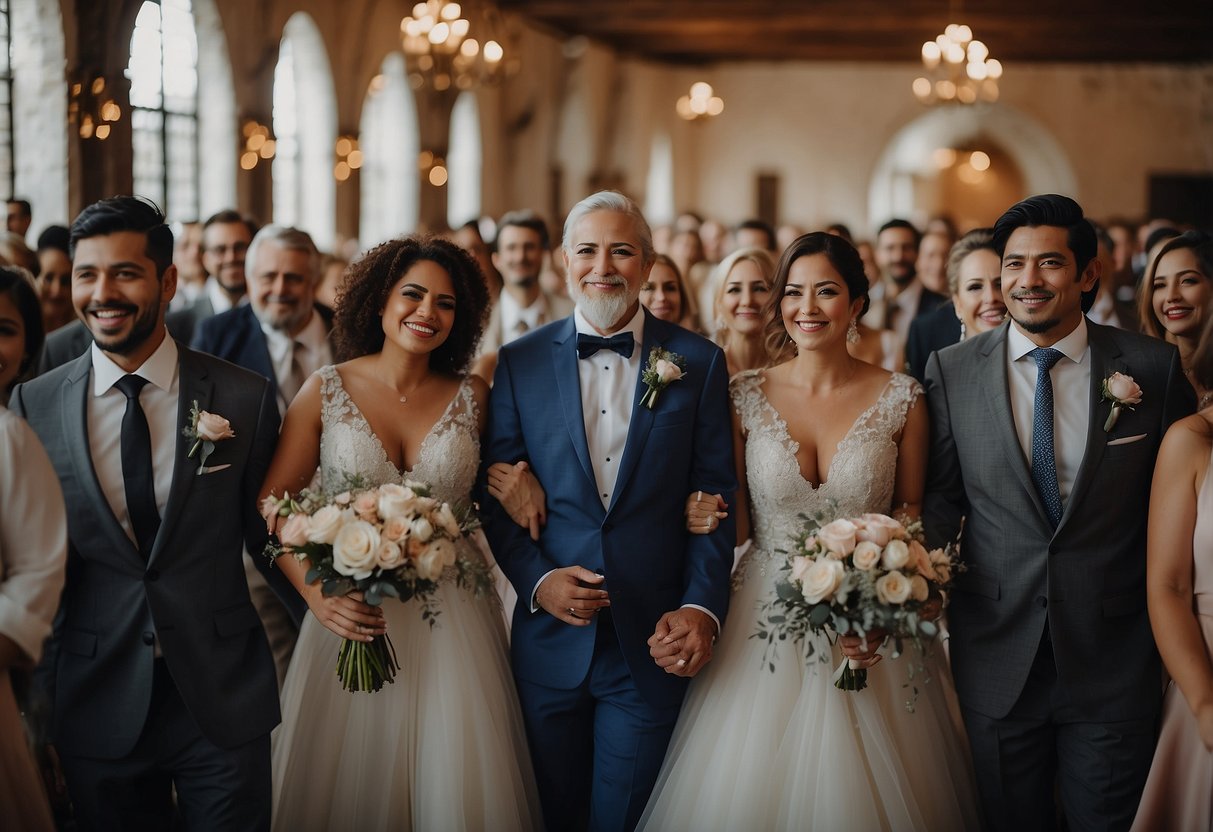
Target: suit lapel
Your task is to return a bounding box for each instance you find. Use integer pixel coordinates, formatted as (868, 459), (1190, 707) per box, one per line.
(607, 314), (660, 515)
(550, 319), (597, 489)
(147, 349), (212, 566)
(61, 354), (144, 563)
(979, 324), (1054, 530)
(1056, 323), (1119, 533)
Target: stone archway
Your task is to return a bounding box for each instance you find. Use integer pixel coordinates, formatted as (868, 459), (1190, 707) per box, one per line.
(868, 104), (1078, 230)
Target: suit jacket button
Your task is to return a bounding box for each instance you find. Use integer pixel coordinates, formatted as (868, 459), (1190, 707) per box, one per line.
(145, 568), (160, 582)
(1036, 595), (1047, 608)
(141, 631), (155, 645)
(602, 521), (613, 532)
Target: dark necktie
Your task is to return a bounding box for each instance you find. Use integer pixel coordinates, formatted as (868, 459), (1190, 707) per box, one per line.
(115, 374), (161, 558)
(576, 332), (634, 360)
(1028, 347), (1065, 528)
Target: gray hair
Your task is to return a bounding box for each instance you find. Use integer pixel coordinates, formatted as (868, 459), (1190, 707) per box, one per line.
(561, 191), (655, 266)
(245, 224), (321, 284)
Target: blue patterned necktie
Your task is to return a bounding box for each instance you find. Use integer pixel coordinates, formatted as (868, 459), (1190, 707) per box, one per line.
(576, 332), (634, 359)
(1029, 347), (1065, 528)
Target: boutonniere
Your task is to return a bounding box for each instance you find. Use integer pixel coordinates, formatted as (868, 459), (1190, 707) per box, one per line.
(640, 347), (686, 410)
(1101, 372), (1143, 432)
(182, 400), (236, 475)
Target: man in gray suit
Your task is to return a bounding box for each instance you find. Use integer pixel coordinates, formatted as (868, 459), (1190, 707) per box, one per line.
(11, 197), (280, 830)
(923, 194), (1195, 831)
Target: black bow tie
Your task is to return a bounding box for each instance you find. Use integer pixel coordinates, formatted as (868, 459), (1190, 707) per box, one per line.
(576, 332), (635, 359)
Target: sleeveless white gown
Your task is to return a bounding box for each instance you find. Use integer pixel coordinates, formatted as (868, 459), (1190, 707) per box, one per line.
(640, 370), (980, 831)
(270, 367), (542, 831)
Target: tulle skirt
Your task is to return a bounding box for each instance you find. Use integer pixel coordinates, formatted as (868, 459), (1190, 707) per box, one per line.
(639, 555), (980, 831)
(270, 542), (542, 832)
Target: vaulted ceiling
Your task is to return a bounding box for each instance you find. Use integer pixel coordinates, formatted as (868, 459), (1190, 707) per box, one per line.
(497, 0), (1213, 64)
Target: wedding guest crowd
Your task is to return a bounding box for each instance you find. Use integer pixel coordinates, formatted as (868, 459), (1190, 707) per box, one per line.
(0, 183), (1209, 832)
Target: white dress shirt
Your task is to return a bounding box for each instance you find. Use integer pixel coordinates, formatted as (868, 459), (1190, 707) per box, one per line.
(88, 332), (180, 544)
(498, 290), (547, 345)
(261, 308), (331, 412)
(204, 276), (246, 316)
(1006, 318), (1091, 503)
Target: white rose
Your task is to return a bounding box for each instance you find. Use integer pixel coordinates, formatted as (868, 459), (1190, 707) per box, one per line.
(801, 559), (845, 604)
(195, 410), (235, 442)
(411, 517), (434, 543)
(376, 540), (406, 569)
(333, 491), (353, 507)
(414, 537), (456, 581)
(307, 505), (346, 544)
(881, 539), (910, 571)
(852, 541), (882, 571)
(817, 519), (858, 557)
(910, 574), (930, 602)
(382, 515), (411, 543)
(278, 513), (312, 548)
(433, 503), (462, 538)
(352, 490), (380, 522)
(332, 520), (381, 579)
(856, 513), (901, 547)
(655, 358), (684, 383)
(377, 483), (416, 520)
(790, 555), (814, 584)
(1106, 372), (1143, 405)
(875, 570), (912, 605)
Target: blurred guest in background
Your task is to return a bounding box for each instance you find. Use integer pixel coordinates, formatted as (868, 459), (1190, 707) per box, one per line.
(34, 226), (74, 334)
(1140, 230), (1213, 407)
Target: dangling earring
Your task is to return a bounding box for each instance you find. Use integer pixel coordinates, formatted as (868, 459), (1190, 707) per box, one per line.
(846, 319), (860, 344)
(958, 321), (967, 341)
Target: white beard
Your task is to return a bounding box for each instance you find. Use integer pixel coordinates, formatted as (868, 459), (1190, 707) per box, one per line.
(567, 275), (635, 332)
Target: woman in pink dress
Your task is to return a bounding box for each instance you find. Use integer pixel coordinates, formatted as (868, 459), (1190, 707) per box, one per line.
(1133, 307), (1213, 829)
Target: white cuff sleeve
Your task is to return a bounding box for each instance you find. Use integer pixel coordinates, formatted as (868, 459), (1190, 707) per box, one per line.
(680, 603), (720, 634)
(530, 569), (558, 613)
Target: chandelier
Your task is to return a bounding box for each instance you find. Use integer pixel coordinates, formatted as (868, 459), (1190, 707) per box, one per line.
(676, 82), (724, 122)
(69, 73), (122, 141)
(912, 23), (1002, 105)
(400, 1), (509, 92)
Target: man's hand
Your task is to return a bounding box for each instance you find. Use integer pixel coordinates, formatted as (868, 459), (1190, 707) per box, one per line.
(536, 566), (609, 626)
(648, 608), (717, 676)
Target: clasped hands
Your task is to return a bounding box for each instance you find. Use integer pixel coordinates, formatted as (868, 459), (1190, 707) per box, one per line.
(536, 566), (715, 677)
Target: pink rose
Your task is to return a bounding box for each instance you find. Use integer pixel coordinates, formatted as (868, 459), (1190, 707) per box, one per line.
(852, 541), (882, 571)
(790, 555), (814, 583)
(801, 559), (845, 604)
(376, 540), (406, 569)
(278, 512), (312, 548)
(382, 516), (410, 543)
(909, 539), (936, 581)
(196, 411), (235, 442)
(655, 358), (684, 384)
(1106, 372), (1142, 404)
(875, 570), (911, 605)
(910, 574), (930, 602)
(353, 491), (380, 522)
(817, 519), (858, 557)
(307, 505), (346, 544)
(856, 513), (902, 547)
(332, 520), (380, 579)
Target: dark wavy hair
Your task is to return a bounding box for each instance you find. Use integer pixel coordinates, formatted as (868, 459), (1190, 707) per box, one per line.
(763, 232), (870, 361)
(991, 194), (1096, 275)
(332, 235), (489, 374)
(0, 266), (44, 392)
(70, 196), (174, 278)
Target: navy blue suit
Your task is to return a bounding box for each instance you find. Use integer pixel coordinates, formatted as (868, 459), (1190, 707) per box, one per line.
(482, 311), (736, 831)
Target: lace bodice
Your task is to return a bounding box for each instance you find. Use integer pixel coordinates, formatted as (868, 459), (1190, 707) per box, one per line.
(317, 365), (480, 504)
(731, 369), (920, 564)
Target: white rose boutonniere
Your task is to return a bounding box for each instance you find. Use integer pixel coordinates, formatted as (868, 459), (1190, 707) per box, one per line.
(182, 400), (236, 475)
(640, 347), (686, 410)
(1101, 372), (1143, 432)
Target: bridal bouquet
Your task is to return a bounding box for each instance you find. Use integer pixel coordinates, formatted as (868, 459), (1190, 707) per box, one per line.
(756, 511), (959, 704)
(263, 480), (489, 693)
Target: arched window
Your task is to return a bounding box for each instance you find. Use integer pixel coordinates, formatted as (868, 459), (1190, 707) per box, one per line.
(126, 0), (198, 220)
(359, 52), (419, 247)
(273, 13), (336, 250)
(447, 91), (481, 229)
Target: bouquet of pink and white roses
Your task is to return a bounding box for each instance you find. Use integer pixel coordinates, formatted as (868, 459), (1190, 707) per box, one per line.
(263, 479), (490, 693)
(756, 511), (959, 702)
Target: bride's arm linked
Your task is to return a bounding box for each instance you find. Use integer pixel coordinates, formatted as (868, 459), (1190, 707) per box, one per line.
(839, 391), (931, 668)
(257, 375), (386, 643)
(1146, 416), (1213, 749)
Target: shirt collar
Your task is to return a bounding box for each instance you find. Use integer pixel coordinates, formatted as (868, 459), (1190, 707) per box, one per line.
(260, 305), (324, 357)
(205, 276), (247, 314)
(500, 289), (544, 330)
(893, 280), (922, 311)
(91, 329), (179, 397)
(1008, 316), (1089, 364)
(573, 303), (645, 345)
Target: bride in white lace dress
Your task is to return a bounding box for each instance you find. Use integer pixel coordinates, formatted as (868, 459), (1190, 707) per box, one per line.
(640, 233), (979, 831)
(259, 237), (542, 831)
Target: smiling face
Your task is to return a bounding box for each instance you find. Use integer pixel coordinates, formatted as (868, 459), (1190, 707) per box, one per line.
(1001, 225), (1098, 346)
(951, 249), (1006, 337)
(381, 259), (456, 358)
(72, 230), (175, 368)
(492, 224), (545, 294)
(640, 261), (683, 323)
(1151, 246), (1211, 341)
(36, 247), (73, 331)
(201, 221), (252, 295)
(563, 209), (651, 333)
(248, 242), (317, 335)
(780, 253), (864, 351)
(718, 259), (770, 337)
(876, 226), (918, 287)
